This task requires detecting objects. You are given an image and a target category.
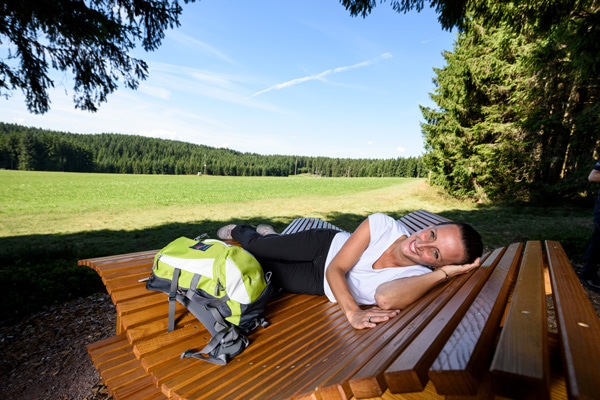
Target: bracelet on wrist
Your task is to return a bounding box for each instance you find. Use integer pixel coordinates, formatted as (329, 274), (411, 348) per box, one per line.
(440, 268), (449, 281)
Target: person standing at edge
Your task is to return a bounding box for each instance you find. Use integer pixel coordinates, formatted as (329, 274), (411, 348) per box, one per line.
(581, 160), (600, 292)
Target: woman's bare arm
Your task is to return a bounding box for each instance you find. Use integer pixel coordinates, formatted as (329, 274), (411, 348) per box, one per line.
(325, 218), (400, 329)
(375, 258), (481, 310)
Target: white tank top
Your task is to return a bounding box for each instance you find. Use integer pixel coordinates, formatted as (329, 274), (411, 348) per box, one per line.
(323, 213), (431, 305)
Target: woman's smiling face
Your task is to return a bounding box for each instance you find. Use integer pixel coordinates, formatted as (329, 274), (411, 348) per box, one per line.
(399, 224), (467, 268)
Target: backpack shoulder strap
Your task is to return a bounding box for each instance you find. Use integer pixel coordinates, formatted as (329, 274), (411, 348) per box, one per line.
(167, 268), (181, 332)
(180, 324), (249, 365)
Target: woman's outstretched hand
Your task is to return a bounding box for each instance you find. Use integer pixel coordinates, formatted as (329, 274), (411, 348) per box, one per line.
(346, 306), (400, 330)
(439, 257), (481, 279)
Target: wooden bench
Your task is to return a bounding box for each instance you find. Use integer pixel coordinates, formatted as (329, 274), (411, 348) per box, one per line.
(79, 210), (600, 400)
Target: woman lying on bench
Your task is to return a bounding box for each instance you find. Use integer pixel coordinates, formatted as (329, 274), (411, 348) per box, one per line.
(217, 213), (483, 330)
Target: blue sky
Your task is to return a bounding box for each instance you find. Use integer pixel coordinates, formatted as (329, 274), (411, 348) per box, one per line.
(0, 1), (456, 159)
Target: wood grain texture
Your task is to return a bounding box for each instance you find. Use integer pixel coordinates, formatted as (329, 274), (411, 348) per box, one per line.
(546, 240), (600, 400)
(428, 243), (521, 395)
(490, 241), (550, 399)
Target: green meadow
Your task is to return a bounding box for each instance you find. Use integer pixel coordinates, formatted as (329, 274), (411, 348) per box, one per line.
(0, 170), (593, 323)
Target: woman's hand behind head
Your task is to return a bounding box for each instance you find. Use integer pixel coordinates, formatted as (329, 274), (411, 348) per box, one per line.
(438, 257), (481, 279)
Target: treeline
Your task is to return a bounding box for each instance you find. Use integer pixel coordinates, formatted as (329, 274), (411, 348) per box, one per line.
(421, 2), (600, 202)
(0, 123), (425, 178)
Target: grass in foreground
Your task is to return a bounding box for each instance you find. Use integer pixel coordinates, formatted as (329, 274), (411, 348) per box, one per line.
(0, 170), (593, 324)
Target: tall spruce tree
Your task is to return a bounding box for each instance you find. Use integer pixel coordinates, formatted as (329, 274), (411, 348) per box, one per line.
(420, 2), (600, 201)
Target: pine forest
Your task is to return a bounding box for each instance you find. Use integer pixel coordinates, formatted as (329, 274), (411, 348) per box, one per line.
(0, 122), (425, 178)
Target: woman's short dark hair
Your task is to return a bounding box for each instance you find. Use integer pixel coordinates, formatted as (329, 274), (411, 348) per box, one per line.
(436, 221), (484, 264)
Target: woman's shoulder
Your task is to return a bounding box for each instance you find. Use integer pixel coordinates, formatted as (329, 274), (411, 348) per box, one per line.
(368, 213), (405, 226)
(368, 213), (394, 224)
(368, 213), (409, 236)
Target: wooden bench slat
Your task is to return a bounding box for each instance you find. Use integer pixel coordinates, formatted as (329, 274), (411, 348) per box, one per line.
(78, 250), (156, 271)
(160, 364), (219, 399)
(150, 358), (213, 394)
(133, 323), (206, 358)
(301, 218), (321, 231)
(490, 241), (550, 399)
(102, 264), (153, 281)
(280, 218), (304, 235)
(116, 292), (164, 316)
(428, 244), (520, 395)
(141, 334), (206, 372)
(110, 282), (153, 303)
(126, 315), (199, 344)
(413, 209), (451, 225)
(399, 215), (437, 233)
(403, 211), (440, 225)
(282, 217), (313, 234)
(172, 336), (348, 399)
(110, 374), (166, 400)
(86, 330), (131, 354)
(380, 256), (497, 396)
(397, 214), (426, 234)
(102, 359), (144, 385)
(94, 258), (153, 277)
(124, 309), (194, 342)
(119, 300), (186, 328)
(281, 217), (343, 235)
(545, 240), (600, 400)
(398, 210), (450, 234)
(97, 355), (141, 381)
(90, 341), (136, 366)
(86, 334), (147, 392)
(105, 367), (149, 392)
(104, 273), (152, 295)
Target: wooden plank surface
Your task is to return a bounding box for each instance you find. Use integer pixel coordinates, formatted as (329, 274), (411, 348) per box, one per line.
(86, 334), (167, 400)
(82, 213), (572, 400)
(168, 297), (348, 400)
(291, 284), (451, 400)
(381, 255), (497, 396)
(490, 241), (550, 399)
(344, 277), (468, 399)
(428, 244), (519, 395)
(545, 240), (600, 400)
(78, 250), (157, 272)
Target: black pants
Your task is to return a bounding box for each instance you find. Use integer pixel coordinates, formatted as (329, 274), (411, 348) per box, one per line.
(582, 194), (600, 279)
(232, 225), (339, 295)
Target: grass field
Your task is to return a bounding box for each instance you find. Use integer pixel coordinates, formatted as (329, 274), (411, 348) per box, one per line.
(0, 170), (594, 323)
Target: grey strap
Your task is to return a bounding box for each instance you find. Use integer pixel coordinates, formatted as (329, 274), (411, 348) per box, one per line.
(180, 327), (248, 365)
(167, 268), (181, 332)
(186, 273), (202, 301)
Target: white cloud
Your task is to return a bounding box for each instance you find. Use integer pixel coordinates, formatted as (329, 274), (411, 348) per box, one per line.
(138, 84), (171, 100)
(167, 31), (237, 65)
(396, 146), (406, 153)
(251, 53), (393, 97)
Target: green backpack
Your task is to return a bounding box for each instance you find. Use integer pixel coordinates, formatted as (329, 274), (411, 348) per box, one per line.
(146, 236), (273, 364)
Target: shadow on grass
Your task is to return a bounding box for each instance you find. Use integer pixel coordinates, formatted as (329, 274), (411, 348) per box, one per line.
(0, 204), (592, 325)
